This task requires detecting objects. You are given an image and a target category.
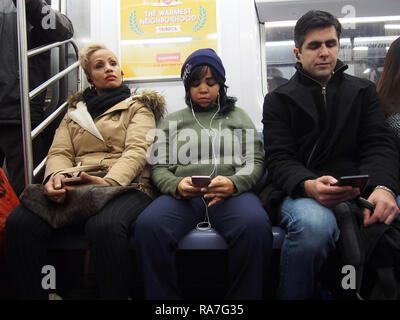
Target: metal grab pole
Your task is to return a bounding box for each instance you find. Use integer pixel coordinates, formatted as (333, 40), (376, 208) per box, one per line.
(16, 0), (34, 186)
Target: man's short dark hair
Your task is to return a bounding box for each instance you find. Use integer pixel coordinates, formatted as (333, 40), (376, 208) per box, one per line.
(294, 10), (342, 52)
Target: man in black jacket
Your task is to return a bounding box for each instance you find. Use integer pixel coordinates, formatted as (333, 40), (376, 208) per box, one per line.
(0, 0), (74, 195)
(260, 10), (400, 299)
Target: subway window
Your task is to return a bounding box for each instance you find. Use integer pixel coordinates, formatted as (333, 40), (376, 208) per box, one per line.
(256, 0), (400, 92)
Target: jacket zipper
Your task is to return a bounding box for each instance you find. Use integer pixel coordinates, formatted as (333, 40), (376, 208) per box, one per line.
(300, 64), (347, 168)
(306, 86), (327, 168)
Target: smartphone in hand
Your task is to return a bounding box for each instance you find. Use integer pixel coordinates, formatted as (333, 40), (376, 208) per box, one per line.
(191, 176), (212, 188)
(333, 174), (370, 193)
(63, 176), (85, 186)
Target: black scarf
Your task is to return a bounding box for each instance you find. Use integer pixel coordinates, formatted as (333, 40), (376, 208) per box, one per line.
(82, 85), (131, 120)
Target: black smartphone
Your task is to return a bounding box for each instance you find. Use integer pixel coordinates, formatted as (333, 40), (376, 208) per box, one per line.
(191, 176), (212, 188)
(333, 174), (370, 192)
(63, 176), (85, 186)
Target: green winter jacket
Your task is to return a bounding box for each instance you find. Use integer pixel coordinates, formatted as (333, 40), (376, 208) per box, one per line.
(149, 105), (265, 198)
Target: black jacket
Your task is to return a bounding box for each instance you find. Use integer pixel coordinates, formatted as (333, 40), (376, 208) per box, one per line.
(260, 60), (399, 222)
(0, 0), (74, 127)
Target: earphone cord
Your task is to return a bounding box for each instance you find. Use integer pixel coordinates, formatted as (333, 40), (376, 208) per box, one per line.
(191, 96), (221, 230)
(196, 198), (212, 230)
(190, 98), (220, 177)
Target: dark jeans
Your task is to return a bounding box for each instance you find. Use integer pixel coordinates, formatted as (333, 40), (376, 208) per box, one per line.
(133, 192), (273, 300)
(5, 190), (152, 299)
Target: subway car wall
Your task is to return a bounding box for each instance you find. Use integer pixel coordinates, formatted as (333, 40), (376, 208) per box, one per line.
(64, 0), (400, 130)
(259, 0), (400, 92)
(65, 0), (265, 129)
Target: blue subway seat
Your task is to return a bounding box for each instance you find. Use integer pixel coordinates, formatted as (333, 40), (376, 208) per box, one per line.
(46, 213), (286, 252)
(176, 226), (285, 251)
(177, 228), (228, 250)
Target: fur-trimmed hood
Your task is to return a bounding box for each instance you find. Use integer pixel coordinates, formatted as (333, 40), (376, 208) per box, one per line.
(67, 89), (166, 121)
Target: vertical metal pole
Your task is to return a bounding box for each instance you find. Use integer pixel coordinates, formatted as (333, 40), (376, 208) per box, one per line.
(16, 0), (34, 186)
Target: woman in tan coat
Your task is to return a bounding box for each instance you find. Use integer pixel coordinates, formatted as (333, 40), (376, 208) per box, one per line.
(5, 44), (165, 299)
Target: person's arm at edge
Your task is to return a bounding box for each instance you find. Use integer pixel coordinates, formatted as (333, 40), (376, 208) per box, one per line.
(15, 0), (74, 42)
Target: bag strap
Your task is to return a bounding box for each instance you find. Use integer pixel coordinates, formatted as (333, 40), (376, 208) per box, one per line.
(361, 222), (389, 263)
(333, 202), (365, 267)
(354, 198), (392, 299)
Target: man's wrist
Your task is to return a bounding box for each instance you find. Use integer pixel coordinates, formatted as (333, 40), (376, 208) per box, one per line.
(296, 180), (308, 197)
(374, 185), (396, 198)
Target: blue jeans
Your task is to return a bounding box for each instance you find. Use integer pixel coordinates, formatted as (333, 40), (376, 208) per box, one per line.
(277, 196), (340, 299)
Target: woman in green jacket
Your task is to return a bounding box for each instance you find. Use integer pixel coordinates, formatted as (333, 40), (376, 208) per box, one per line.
(134, 48), (272, 300)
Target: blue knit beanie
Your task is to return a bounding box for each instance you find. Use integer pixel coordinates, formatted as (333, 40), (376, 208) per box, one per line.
(181, 48), (226, 84)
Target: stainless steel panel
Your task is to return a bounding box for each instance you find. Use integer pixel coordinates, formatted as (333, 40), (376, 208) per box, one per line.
(256, 0), (400, 23)
(259, 0), (400, 90)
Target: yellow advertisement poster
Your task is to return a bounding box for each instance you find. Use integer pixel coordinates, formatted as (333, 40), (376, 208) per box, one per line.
(120, 0), (217, 80)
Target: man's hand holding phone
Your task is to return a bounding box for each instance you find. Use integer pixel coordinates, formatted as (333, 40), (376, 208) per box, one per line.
(304, 175), (361, 208)
(332, 175), (370, 192)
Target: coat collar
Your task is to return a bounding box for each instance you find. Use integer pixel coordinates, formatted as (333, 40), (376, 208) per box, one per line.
(294, 59), (348, 85)
(69, 102), (104, 141)
(272, 59), (367, 124)
(68, 97), (133, 141)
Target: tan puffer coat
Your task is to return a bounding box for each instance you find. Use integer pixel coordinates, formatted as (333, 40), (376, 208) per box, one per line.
(44, 90), (166, 199)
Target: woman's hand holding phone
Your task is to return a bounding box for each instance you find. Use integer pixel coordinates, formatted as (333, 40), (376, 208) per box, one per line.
(62, 172), (111, 190)
(203, 176), (236, 207)
(191, 176), (211, 188)
(177, 177), (205, 198)
(44, 172), (111, 204)
(177, 175), (236, 205)
(44, 174), (67, 203)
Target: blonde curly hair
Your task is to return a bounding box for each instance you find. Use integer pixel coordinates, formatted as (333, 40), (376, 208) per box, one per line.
(78, 43), (109, 79)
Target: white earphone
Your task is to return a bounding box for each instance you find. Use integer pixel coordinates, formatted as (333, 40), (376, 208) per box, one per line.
(190, 94), (221, 231)
(190, 94), (221, 177)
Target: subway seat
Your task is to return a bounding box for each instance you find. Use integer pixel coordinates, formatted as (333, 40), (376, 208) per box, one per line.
(177, 228), (228, 250)
(177, 226), (285, 250)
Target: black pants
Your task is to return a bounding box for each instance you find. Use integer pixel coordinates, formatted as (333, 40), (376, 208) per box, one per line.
(0, 125), (45, 196)
(5, 190), (152, 299)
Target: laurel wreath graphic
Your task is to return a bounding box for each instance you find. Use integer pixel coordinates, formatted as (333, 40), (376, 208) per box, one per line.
(193, 6), (206, 32)
(129, 11), (143, 35)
